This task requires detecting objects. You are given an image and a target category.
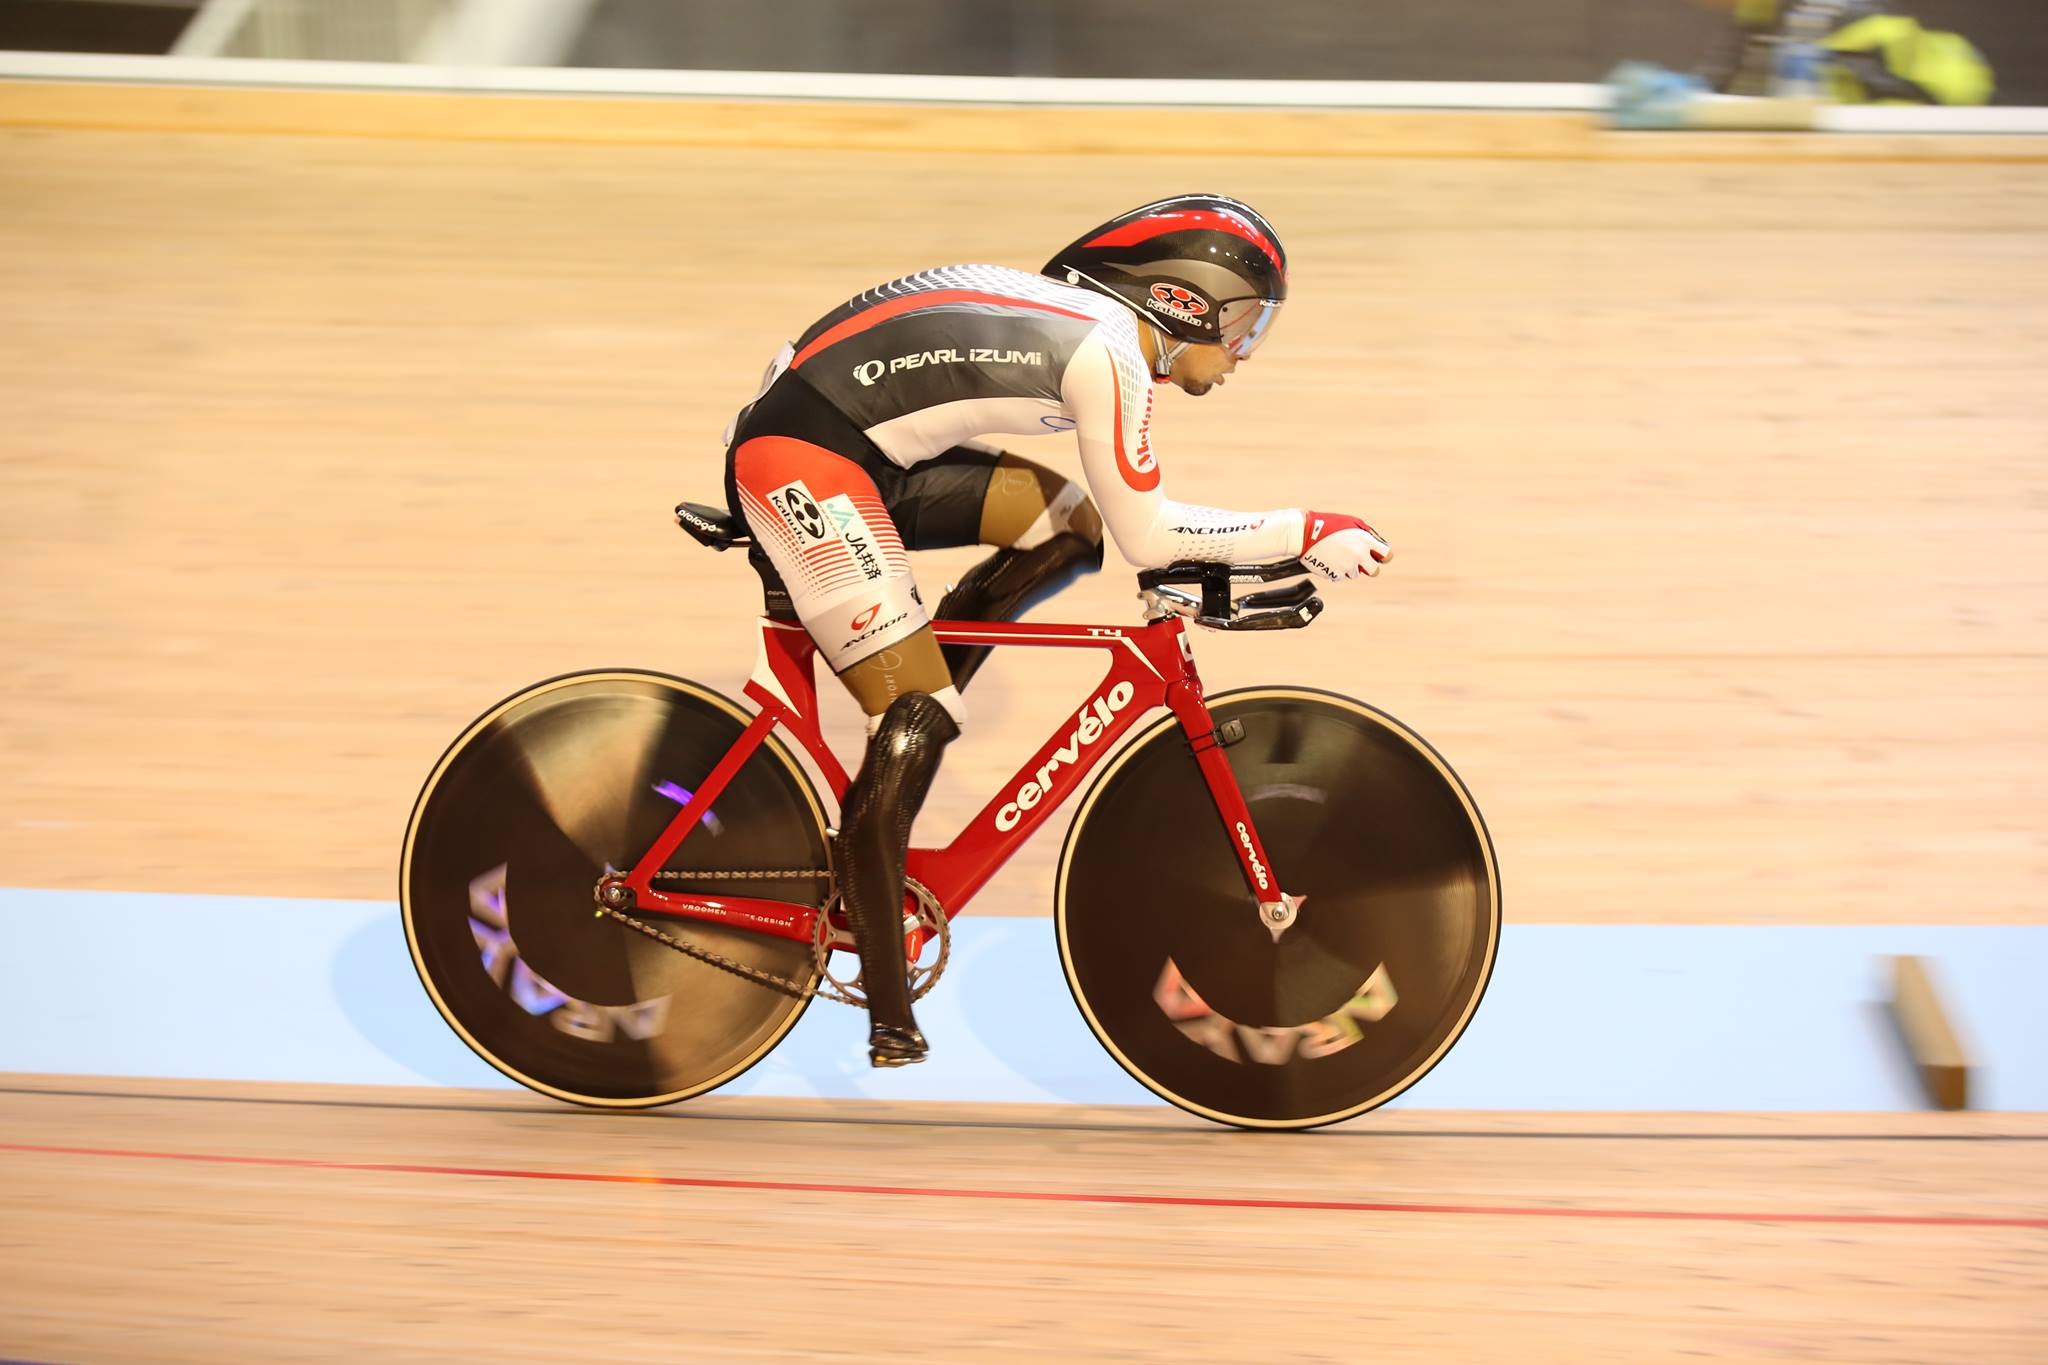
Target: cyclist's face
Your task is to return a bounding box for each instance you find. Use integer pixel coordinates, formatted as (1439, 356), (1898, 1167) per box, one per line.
(1171, 341), (1239, 397)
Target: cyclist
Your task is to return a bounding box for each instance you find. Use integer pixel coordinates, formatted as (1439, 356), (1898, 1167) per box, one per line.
(719, 194), (1391, 1068)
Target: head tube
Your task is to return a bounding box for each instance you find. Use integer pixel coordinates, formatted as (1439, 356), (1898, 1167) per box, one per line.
(1219, 297), (1281, 359)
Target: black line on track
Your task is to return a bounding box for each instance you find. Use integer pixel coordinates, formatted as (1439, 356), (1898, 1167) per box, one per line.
(3, 1083), (2043, 1142)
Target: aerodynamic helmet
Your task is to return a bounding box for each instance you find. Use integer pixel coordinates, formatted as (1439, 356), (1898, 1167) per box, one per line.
(1042, 193), (1287, 360)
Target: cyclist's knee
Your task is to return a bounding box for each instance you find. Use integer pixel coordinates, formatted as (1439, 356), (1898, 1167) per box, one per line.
(865, 688), (964, 758)
(1018, 475), (1102, 556)
(835, 625), (968, 731)
(873, 682), (965, 735)
(1025, 511), (1104, 579)
(982, 456), (1103, 558)
(1037, 488), (1105, 567)
(1062, 489), (1105, 558)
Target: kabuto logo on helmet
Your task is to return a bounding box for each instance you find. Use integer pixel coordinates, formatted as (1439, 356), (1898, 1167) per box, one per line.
(1147, 282), (1210, 325)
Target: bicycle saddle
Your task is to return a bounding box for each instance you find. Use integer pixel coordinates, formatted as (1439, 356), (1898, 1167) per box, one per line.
(677, 499), (795, 619)
(675, 501), (750, 551)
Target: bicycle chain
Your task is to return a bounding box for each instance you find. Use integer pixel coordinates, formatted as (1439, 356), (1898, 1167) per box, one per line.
(651, 868), (830, 882)
(595, 900), (823, 1001)
(594, 870), (949, 1008)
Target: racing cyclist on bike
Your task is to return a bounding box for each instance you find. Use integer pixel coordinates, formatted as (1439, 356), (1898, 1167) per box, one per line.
(719, 194), (1391, 1068)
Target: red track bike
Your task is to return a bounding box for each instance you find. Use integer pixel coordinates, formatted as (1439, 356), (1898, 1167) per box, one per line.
(400, 502), (1500, 1130)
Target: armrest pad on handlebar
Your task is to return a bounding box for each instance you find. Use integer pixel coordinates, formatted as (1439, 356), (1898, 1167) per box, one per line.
(1237, 579), (1318, 612)
(1227, 595), (1325, 631)
(1136, 559), (1311, 623)
(1135, 559), (1309, 591)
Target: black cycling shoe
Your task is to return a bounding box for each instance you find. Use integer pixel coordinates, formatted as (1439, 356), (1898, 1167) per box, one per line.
(869, 1024), (929, 1069)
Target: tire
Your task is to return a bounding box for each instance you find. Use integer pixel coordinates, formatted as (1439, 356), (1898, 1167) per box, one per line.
(1055, 687), (1500, 1130)
(400, 670), (829, 1108)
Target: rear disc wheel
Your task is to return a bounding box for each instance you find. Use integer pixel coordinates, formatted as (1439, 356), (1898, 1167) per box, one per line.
(400, 670), (829, 1108)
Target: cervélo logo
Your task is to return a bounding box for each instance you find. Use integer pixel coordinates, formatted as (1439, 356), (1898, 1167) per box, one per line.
(994, 681), (1135, 831)
(1146, 283), (1210, 325)
(1235, 822), (1270, 891)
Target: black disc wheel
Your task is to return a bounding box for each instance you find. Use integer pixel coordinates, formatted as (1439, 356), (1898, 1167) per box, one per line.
(401, 670), (829, 1108)
(1056, 687), (1499, 1130)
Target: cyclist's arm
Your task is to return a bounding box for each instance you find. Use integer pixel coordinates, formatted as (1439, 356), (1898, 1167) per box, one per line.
(1060, 326), (1304, 568)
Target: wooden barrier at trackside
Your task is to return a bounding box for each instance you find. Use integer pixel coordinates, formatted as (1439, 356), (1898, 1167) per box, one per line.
(1889, 956), (1974, 1110)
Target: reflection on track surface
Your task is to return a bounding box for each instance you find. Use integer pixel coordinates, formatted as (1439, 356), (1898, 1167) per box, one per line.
(2, 1079), (2044, 1362)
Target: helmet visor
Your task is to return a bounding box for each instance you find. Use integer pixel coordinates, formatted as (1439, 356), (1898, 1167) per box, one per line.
(1218, 296), (1281, 359)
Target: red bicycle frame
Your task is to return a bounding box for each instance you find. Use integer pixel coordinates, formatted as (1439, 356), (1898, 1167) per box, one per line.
(617, 614), (1290, 949)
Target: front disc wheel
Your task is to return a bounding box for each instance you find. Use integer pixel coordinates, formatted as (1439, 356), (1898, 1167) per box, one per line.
(1055, 687), (1500, 1130)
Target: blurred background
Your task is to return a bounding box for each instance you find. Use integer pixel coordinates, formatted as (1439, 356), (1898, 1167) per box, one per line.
(2, 0), (2041, 917)
(2, 0), (2043, 101)
(2, 2), (2044, 1359)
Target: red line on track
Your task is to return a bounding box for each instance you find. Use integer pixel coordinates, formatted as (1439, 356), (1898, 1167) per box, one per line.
(3, 1141), (2043, 1229)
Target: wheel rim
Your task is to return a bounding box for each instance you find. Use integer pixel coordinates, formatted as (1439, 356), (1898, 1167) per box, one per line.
(401, 672), (826, 1107)
(1057, 689), (1499, 1129)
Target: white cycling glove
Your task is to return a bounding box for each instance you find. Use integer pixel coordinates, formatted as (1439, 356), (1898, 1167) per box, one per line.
(1299, 511), (1392, 581)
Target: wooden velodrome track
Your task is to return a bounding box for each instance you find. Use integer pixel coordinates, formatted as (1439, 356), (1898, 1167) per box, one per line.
(2, 84), (2046, 1359)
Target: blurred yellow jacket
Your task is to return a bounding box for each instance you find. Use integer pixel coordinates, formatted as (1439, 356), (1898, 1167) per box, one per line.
(1719, 1), (1994, 105)
(1820, 15), (1994, 105)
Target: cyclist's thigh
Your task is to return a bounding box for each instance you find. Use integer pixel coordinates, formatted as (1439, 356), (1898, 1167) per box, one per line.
(893, 447), (1103, 551)
(729, 434), (951, 708)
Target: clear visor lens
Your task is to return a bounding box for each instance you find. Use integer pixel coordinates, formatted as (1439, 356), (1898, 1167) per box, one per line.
(1217, 297), (1281, 359)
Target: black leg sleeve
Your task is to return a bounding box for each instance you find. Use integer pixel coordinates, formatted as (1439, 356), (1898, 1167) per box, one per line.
(832, 691), (959, 1065)
(934, 531), (1104, 690)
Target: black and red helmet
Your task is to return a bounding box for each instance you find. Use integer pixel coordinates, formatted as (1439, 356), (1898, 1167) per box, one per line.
(1043, 194), (1288, 358)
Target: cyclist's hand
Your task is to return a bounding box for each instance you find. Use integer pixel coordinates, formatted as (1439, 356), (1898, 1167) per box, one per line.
(1300, 511), (1392, 581)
